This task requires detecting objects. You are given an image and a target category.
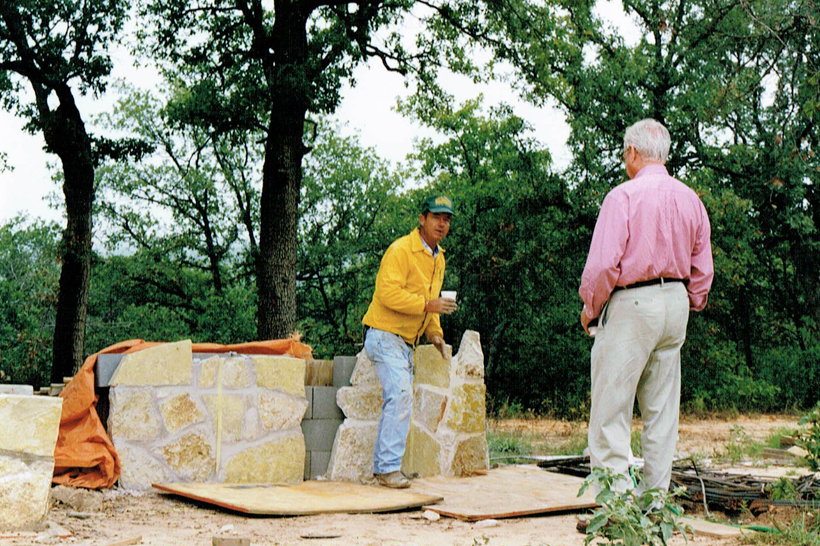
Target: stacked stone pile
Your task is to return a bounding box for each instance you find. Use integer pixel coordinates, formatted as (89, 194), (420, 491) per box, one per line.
(0, 391), (62, 529)
(108, 340), (308, 489)
(326, 330), (489, 482)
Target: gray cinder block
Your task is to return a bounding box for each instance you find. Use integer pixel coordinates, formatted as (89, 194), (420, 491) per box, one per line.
(301, 419), (344, 452)
(310, 451), (332, 479)
(304, 451), (311, 480)
(332, 356), (356, 388)
(311, 386), (342, 420)
(95, 353), (124, 387)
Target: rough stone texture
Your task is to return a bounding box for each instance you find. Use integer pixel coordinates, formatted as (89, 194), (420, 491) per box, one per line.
(0, 385), (33, 395)
(244, 407), (259, 441)
(110, 339), (193, 386)
(326, 421), (378, 483)
(203, 394), (244, 443)
(109, 389), (161, 441)
(413, 387), (447, 434)
(0, 455), (54, 529)
(445, 383), (486, 434)
(116, 443), (172, 490)
(349, 350), (379, 387)
(223, 432), (305, 484)
(259, 393), (308, 432)
(160, 431), (215, 481)
(222, 357), (251, 389)
(453, 330), (485, 379)
(253, 356), (306, 397)
(450, 434), (490, 477)
(336, 386), (382, 420)
(401, 423), (442, 478)
(414, 345), (452, 389)
(0, 395), (62, 456)
(160, 393), (204, 433)
(198, 356), (219, 388)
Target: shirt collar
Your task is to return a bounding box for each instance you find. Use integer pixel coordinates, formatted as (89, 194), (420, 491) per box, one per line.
(414, 228), (442, 257)
(634, 163), (669, 179)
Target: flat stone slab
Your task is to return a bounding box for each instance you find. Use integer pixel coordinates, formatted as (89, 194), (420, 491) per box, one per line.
(153, 481), (442, 515)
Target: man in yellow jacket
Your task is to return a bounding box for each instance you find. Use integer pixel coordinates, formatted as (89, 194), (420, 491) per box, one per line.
(362, 194), (458, 488)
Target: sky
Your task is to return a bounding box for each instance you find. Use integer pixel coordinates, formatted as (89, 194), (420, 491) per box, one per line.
(0, 1), (633, 225)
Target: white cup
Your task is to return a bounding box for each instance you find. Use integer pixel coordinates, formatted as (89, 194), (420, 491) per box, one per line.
(440, 290), (457, 301)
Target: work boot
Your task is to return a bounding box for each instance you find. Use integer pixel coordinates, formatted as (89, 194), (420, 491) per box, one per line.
(374, 471), (410, 489)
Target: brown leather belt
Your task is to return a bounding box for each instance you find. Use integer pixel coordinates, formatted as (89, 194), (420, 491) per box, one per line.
(612, 277), (688, 293)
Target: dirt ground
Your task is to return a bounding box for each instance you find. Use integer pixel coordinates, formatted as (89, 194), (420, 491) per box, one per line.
(11, 415), (806, 546)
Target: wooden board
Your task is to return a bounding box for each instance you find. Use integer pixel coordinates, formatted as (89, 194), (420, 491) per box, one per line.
(685, 517), (749, 539)
(413, 465), (597, 522)
(153, 481), (442, 516)
(305, 359), (333, 386)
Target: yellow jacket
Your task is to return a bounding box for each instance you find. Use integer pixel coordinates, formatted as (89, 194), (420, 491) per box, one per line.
(362, 229), (446, 345)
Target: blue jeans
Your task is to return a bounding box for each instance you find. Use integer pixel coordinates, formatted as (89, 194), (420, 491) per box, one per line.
(364, 328), (414, 475)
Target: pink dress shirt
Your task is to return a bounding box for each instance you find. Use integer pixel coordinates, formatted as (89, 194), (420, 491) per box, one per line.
(579, 164), (714, 319)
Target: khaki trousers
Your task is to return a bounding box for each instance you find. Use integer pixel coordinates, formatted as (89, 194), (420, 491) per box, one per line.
(588, 281), (689, 492)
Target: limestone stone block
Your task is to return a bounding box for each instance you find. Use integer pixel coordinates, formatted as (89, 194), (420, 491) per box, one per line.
(116, 443), (172, 490)
(336, 386), (382, 420)
(110, 339), (193, 386)
(326, 421), (377, 483)
(0, 395), (62, 456)
(160, 393), (204, 433)
(222, 357), (251, 388)
(449, 434), (489, 477)
(253, 356), (306, 397)
(204, 394), (244, 442)
(453, 330), (484, 379)
(444, 383), (486, 434)
(223, 432), (305, 484)
(259, 392), (308, 432)
(414, 344), (452, 389)
(0, 385), (33, 395)
(413, 387), (447, 433)
(244, 407), (259, 441)
(401, 422), (441, 478)
(349, 349), (379, 387)
(109, 389), (161, 441)
(160, 431), (215, 481)
(0, 455), (54, 529)
(198, 356), (219, 388)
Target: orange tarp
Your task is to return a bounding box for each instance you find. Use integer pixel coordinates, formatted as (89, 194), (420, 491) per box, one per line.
(53, 337), (313, 489)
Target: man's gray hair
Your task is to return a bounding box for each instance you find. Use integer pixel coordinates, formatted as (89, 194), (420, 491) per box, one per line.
(624, 118), (670, 163)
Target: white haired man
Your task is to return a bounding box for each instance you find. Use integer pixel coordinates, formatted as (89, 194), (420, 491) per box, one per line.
(579, 118), (714, 496)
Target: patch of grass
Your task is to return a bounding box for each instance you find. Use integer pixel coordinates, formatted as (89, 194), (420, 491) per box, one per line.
(487, 429), (534, 461)
(718, 425), (766, 463)
(742, 510), (820, 546)
(486, 420), (588, 458)
(765, 427), (800, 449)
(631, 429), (643, 458)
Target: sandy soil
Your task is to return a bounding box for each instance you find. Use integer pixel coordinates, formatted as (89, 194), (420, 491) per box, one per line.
(9, 416), (804, 546)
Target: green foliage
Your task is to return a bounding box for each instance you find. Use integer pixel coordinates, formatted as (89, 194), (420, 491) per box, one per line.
(743, 510), (820, 546)
(578, 468), (691, 546)
(797, 403), (820, 471)
(0, 218), (60, 388)
(487, 430), (533, 460)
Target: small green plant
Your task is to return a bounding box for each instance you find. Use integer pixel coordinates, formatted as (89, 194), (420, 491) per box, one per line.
(487, 430), (533, 460)
(743, 509), (820, 546)
(577, 467), (691, 545)
(630, 429), (643, 458)
(771, 477), (798, 501)
(797, 403), (820, 471)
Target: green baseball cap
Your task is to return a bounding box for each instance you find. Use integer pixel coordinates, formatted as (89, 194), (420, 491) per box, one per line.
(421, 194), (455, 215)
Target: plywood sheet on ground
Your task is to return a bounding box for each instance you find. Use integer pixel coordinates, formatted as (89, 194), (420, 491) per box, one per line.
(685, 517), (749, 538)
(152, 481), (442, 516)
(413, 465), (597, 521)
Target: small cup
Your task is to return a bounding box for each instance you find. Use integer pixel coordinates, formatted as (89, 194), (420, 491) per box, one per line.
(440, 290), (457, 301)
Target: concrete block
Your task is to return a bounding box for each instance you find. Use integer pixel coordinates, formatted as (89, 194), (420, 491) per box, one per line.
(95, 353), (124, 387)
(311, 386), (343, 420)
(304, 451), (311, 480)
(310, 450), (332, 479)
(0, 385), (33, 396)
(304, 387), (314, 420)
(301, 418), (344, 451)
(333, 356), (356, 388)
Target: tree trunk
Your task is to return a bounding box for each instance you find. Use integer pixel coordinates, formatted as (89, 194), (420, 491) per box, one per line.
(44, 101), (95, 383)
(256, 94), (308, 340)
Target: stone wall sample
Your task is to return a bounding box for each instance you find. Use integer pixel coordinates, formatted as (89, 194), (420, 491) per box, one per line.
(108, 353), (309, 489)
(327, 330), (489, 483)
(110, 339), (193, 386)
(0, 395), (62, 530)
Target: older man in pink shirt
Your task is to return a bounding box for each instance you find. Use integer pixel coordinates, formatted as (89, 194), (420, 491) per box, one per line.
(579, 118), (713, 495)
